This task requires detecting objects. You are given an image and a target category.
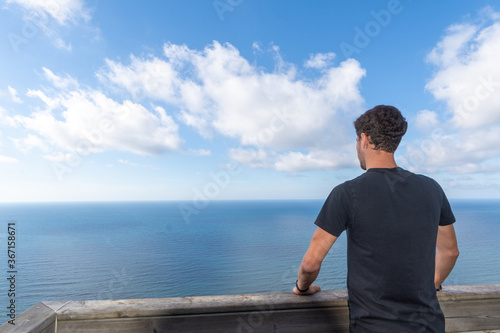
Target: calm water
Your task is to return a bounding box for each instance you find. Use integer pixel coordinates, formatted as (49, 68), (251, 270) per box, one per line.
(0, 199), (498, 314)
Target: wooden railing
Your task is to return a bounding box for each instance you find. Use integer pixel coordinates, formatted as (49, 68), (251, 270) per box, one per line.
(1, 284), (500, 332)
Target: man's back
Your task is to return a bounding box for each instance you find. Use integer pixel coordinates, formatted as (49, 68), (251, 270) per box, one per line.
(294, 106), (458, 333)
(315, 167), (455, 332)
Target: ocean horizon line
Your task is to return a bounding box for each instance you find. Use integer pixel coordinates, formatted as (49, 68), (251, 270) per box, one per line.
(1, 197), (499, 205)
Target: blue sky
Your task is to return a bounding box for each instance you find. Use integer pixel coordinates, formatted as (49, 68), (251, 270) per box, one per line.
(1, 0), (500, 202)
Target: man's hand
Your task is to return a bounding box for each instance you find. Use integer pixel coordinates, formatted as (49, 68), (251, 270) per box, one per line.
(293, 285), (321, 295)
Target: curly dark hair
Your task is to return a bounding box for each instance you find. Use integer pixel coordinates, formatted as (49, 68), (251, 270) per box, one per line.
(353, 105), (407, 153)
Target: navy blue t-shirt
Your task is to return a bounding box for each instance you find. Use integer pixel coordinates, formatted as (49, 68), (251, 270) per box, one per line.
(315, 167), (455, 333)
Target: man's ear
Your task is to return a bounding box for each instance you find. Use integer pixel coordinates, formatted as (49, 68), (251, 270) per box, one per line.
(360, 133), (370, 148)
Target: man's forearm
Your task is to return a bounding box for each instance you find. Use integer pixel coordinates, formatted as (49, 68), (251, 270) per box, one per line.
(294, 227), (336, 295)
(435, 249), (459, 288)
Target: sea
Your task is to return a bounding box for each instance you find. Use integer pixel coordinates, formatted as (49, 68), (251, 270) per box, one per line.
(0, 199), (499, 315)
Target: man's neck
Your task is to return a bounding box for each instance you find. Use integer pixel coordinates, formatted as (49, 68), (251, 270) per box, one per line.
(365, 151), (397, 170)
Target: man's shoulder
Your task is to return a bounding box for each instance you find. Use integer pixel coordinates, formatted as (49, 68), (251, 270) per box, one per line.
(330, 179), (352, 196)
(407, 170), (441, 187)
(333, 173), (368, 192)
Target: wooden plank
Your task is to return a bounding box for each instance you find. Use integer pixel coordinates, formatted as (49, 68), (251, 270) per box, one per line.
(57, 307), (350, 333)
(442, 299), (500, 333)
(0, 302), (56, 333)
(57, 318), (152, 333)
(441, 299), (500, 317)
(159, 307), (351, 333)
(54, 290), (348, 321)
(442, 297), (500, 333)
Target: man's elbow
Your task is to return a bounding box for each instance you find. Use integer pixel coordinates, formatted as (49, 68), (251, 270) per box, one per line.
(445, 247), (460, 260)
(301, 258), (321, 274)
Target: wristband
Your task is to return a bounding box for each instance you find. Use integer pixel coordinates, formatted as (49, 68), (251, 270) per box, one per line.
(436, 285), (442, 291)
(296, 279), (309, 293)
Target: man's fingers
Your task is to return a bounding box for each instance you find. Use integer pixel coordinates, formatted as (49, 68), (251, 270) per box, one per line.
(309, 285), (321, 294)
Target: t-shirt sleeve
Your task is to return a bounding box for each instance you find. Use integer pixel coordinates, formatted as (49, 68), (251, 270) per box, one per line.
(432, 179), (456, 226)
(314, 182), (352, 237)
(439, 191), (456, 226)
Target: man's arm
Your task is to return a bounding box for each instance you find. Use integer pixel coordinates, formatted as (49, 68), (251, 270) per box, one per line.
(293, 227), (337, 295)
(435, 224), (459, 289)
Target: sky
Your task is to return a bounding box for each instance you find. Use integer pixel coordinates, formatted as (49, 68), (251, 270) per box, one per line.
(1, 0), (500, 202)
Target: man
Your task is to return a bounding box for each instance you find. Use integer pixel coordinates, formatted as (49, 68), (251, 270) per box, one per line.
(293, 105), (459, 332)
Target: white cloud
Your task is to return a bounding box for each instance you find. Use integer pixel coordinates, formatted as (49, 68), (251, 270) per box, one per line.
(426, 24), (478, 68)
(0, 87), (23, 104)
(304, 52), (336, 69)
(43, 152), (73, 162)
(11, 134), (48, 153)
(275, 149), (356, 172)
(163, 42), (194, 66)
(0, 155), (18, 163)
(101, 41), (366, 172)
(229, 148), (272, 169)
(404, 9), (500, 175)
(0, 107), (17, 127)
(178, 109), (211, 138)
(52, 37), (72, 51)
(188, 148), (211, 156)
(25, 89), (60, 109)
(252, 42), (262, 53)
(118, 159), (138, 167)
(8, 86), (23, 103)
(426, 13), (500, 129)
(402, 122), (500, 174)
(42, 67), (79, 89)
(6, 0), (92, 51)
(99, 56), (180, 102)
(118, 159), (158, 170)
(6, 0), (90, 25)
(8, 74), (182, 156)
(229, 146), (357, 172)
(414, 109), (439, 131)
